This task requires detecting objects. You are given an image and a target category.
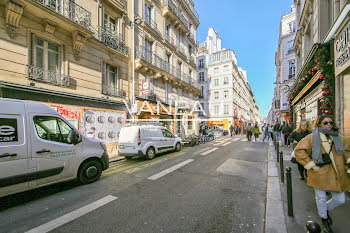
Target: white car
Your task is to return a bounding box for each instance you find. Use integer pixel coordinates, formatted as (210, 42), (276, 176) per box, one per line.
(0, 98), (109, 198)
(118, 125), (182, 160)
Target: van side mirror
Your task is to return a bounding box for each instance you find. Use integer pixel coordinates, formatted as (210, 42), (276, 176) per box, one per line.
(68, 130), (81, 145)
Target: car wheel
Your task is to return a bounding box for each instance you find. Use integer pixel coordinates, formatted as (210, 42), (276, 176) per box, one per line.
(78, 160), (102, 184)
(125, 156), (133, 160)
(146, 147), (155, 160)
(175, 142), (181, 152)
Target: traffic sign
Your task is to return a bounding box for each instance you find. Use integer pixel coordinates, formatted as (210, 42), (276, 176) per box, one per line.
(275, 110), (281, 116)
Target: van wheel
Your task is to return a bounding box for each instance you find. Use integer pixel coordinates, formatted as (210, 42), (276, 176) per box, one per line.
(78, 160), (102, 184)
(146, 147), (155, 160)
(125, 156), (133, 160)
(175, 142), (181, 152)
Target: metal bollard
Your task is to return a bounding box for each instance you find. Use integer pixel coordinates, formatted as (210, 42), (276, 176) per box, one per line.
(277, 142), (280, 162)
(280, 151), (284, 183)
(306, 221), (321, 233)
(286, 167), (293, 217)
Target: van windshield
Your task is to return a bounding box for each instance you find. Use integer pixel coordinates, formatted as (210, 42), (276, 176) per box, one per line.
(118, 127), (139, 144)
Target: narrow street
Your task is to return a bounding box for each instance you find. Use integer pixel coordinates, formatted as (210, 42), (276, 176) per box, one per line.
(0, 135), (268, 233)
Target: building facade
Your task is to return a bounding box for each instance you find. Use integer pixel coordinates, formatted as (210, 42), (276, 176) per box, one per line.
(272, 5), (296, 124)
(133, 0), (200, 136)
(196, 28), (259, 130)
(0, 0), (131, 157)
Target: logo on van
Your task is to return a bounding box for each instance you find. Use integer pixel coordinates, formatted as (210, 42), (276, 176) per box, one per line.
(0, 118), (18, 142)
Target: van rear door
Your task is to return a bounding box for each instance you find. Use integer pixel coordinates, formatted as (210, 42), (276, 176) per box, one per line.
(0, 100), (28, 197)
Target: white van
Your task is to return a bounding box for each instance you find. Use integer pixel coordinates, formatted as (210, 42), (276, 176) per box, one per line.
(118, 125), (182, 160)
(0, 98), (109, 198)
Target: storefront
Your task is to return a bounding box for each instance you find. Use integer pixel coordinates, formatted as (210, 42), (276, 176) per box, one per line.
(333, 19), (350, 139)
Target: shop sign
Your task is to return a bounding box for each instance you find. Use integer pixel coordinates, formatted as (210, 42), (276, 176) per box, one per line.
(335, 20), (350, 76)
(142, 78), (151, 95)
(275, 110), (281, 116)
(234, 109), (238, 116)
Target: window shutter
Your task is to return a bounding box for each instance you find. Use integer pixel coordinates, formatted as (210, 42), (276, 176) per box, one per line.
(31, 33), (35, 66)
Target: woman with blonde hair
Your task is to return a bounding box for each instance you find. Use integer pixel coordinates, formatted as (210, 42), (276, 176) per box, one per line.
(295, 115), (350, 233)
(289, 120), (311, 180)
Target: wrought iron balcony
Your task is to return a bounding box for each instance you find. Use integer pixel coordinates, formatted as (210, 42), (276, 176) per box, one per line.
(102, 85), (125, 97)
(97, 27), (128, 55)
(164, 33), (175, 46)
(288, 74), (295, 80)
(176, 44), (185, 56)
(27, 65), (69, 87)
(135, 46), (199, 90)
(145, 14), (160, 34)
(163, 0), (189, 29)
(33, 0), (91, 30)
(184, 0), (199, 21)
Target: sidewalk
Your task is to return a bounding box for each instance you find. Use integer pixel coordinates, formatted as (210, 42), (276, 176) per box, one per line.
(274, 143), (350, 233)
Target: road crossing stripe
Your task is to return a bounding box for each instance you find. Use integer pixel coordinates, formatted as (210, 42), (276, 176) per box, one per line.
(200, 147), (218, 155)
(221, 142), (232, 146)
(25, 195), (117, 233)
(193, 147), (211, 155)
(147, 159), (194, 180)
(232, 138), (241, 141)
(241, 139), (248, 142)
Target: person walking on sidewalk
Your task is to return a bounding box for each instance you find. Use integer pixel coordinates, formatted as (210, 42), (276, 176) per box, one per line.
(289, 120), (311, 180)
(246, 123), (253, 141)
(263, 124), (271, 142)
(280, 121), (286, 144)
(253, 123), (260, 141)
(230, 124), (234, 137)
(282, 122), (293, 146)
(273, 121), (281, 142)
(295, 115), (350, 233)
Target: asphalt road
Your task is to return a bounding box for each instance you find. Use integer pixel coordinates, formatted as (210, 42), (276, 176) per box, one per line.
(0, 135), (268, 233)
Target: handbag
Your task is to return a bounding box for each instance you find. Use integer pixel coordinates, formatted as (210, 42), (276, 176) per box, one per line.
(290, 150), (297, 163)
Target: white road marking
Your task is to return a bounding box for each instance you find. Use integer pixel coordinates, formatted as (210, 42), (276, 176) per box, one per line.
(241, 139), (248, 142)
(25, 195), (117, 233)
(200, 147), (219, 155)
(193, 147), (211, 155)
(147, 159), (194, 180)
(221, 142), (232, 146)
(232, 138), (241, 141)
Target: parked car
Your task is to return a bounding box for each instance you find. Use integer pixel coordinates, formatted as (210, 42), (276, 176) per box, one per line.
(0, 98), (109, 198)
(118, 125), (182, 160)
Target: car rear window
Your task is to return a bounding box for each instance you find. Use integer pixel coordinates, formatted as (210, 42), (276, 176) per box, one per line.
(118, 127), (139, 143)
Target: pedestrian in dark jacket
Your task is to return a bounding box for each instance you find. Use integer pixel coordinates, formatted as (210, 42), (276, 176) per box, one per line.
(230, 125), (234, 137)
(253, 123), (260, 141)
(289, 121), (311, 180)
(282, 122), (293, 146)
(273, 121), (281, 141)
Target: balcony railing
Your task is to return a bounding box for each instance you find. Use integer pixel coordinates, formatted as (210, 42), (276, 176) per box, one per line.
(135, 46), (199, 90)
(164, 33), (175, 45)
(102, 85), (125, 97)
(33, 0), (91, 30)
(145, 14), (160, 34)
(176, 44), (185, 56)
(288, 74), (295, 80)
(198, 64), (206, 69)
(96, 27), (128, 55)
(163, 0), (189, 29)
(182, 0), (199, 21)
(27, 65), (69, 87)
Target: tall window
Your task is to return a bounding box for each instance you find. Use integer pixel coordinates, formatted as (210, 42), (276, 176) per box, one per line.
(198, 59), (204, 68)
(166, 82), (172, 101)
(165, 24), (170, 36)
(103, 64), (119, 91)
(224, 77), (229, 85)
(34, 36), (61, 74)
(188, 45), (192, 55)
(224, 105), (229, 115)
(288, 60), (295, 79)
(223, 65), (229, 72)
(214, 79), (219, 86)
(288, 21), (296, 33)
(200, 85), (204, 96)
(145, 39), (152, 62)
(199, 72), (204, 82)
(214, 67), (219, 73)
(104, 13), (118, 34)
(287, 41), (294, 54)
(214, 105), (220, 114)
(224, 90), (228, 98)
(214, 91), (219, 99)
(145, 4), (152, 21)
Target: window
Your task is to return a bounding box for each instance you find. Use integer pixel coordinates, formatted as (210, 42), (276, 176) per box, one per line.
(199, 72), (204, 82)
(145, 4), (152, 21)
(214, 91), (219, 99)
(189, 45), (192, 55)
(214, 79), (219, 86)
(288, 60), (295, 79)
(223, 65), (229, 72)
(288, 21), (296, 33)
(166, 82), (172, 101)
(188, 120), (192, 130)
(214, 67), (219, 73)
(162, 129), (174, 138)
(104, 13), (118, 34)
(34, 37), (61, 74)
(287, 41), (294, 54)
(103, 63), (120, 88)
(214, 105), (220, 114)
(198, 59), (204, 68)
(145, 39), (152, 62)
(224, 105), (229, 114)
(224, 90), (228, 98)
(165, 24), (170, 36)
(34, 116), (73, 144)
(224, 77), (229, 85)
(200, 85), (204, 96)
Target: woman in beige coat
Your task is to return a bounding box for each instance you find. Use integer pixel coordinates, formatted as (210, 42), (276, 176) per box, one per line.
(295, 115), (350, 233)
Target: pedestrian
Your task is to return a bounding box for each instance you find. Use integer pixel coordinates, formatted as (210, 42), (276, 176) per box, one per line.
(282, 121), (293, 146)
(269, 125), (274, 140)
(230, 124), (234, 137)
(295, 115), (350, 233)
(261, 123), (266, 132)
(289, 120), (311, 180)
(273, 121), (281, 142)
(235, 125), (239, 135)
(246, 123), (253, 141)
(281, 121), (286, 144)
(253, 123), (260, 141)
(263, 124), (271, 142)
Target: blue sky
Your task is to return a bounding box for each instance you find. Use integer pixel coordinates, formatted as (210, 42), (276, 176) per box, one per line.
(193, 0), (294, 117)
